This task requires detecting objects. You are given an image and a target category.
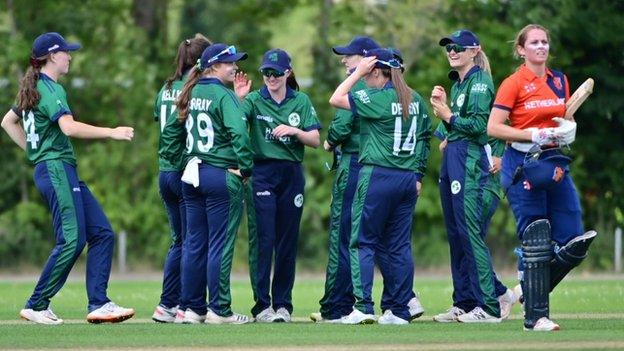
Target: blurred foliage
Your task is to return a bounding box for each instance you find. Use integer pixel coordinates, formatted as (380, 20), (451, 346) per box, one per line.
(0, 0), (622, 272)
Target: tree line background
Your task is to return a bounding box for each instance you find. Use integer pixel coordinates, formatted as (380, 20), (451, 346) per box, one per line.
(0, 0), (622, 272)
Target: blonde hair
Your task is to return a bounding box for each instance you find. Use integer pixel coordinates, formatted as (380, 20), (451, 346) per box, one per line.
(473, 49), (491, 74)
(513, 24), (550, 59)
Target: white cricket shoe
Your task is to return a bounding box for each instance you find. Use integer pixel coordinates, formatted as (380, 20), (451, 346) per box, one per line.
(254, 307), (277, 323)
(408, 295), (425, 320)
(457, 307), (502, 323)
(378, 310), (409, 325)
(498, 289), (518, 320)
(152, 305), (177, 323)
(309, 312), (342, 324)
(20, 308), (63, 325)
(273, 307), (291, 323)
(433, 306), (465, 323)
(340, 309), (377, 324)
(174, 308), (185, 324)
(525, 317), (560, 331)
(181, 308), (206, 324)
(86, 302), (135, 324)
(205, 310), (251, 325)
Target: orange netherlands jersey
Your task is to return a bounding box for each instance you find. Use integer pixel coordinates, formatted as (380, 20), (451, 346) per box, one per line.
(493, 64), (569, 130)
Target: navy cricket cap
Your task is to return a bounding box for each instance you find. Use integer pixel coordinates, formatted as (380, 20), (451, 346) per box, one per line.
(439, 29), (480, 47)
(364, 48), (403, 69)
(32, 32), (81, 58)
(332, 36), (380, 56)
(259, 49), (291, 73)
(387, 47), (404, 64)
(200, 43), (247, 69)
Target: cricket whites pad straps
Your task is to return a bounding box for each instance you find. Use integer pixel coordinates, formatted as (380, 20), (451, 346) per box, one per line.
(521, 219), (553, 329)
(550, 230), (598, 291)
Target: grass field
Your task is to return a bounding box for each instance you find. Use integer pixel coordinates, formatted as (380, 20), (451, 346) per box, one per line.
(1, 275), (623, 350)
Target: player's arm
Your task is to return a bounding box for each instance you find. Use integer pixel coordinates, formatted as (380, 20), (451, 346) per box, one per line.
(58, 115), (134, 141)
(326, 109), (354, 150)
(1, 109), (26, 150)
(414, 98), (433, 181)
(221, 95), (254, 178)
(329, 56), (377, 109)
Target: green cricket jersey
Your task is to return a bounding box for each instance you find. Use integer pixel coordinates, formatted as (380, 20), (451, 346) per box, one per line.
(350, 82), (431, 175)
(241, 86), (321, 163)
(154, 78), (185, 171)
(434, 66), (504, 157)
(184, 78), (253, 175)
(12, 73), (76, 165)
(326, 79), (367, 154)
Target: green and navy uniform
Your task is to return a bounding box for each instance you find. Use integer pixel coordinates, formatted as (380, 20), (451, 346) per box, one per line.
(243, 86), (321, 317)
(180, 77), (253, 317)
(348, 82), (431, 320)
(153, 76), (186, 310)
(13, 73), (115, 312)
(434, 66), (507, 317)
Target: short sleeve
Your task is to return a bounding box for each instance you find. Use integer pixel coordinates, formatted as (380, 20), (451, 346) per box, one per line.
(492, 77), (518, 113)
(40, 87), (72, 122)
(300, 95), (321, 131)
(349, 88), (387, 120)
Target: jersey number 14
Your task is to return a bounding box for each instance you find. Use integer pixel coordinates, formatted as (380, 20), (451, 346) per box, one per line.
(392, 117), (417, 156)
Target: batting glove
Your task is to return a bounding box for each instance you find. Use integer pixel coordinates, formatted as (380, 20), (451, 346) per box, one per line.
(552, 117), (577, 146)
(529, 127), (559, 146)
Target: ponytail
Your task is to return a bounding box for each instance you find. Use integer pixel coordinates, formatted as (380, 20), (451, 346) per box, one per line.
(166, 33), (212, 90)
(383, 68), (413, 120)
(176, 68), (203, 123)
(474, 50), (491, 74)
(286, 70), (299, 91)
(17, 56), (48, 111)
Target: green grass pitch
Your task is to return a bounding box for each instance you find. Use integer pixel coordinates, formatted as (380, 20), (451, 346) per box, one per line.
(1, 276), (623, 350)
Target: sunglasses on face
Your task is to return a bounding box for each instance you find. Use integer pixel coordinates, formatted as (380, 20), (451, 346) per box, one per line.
(207, 45), (237, 64)
(260, 68), (286, 78)
(445, 44), (467, 53)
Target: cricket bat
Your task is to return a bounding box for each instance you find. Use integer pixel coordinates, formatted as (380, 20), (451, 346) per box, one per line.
(565, 78), (594, 120)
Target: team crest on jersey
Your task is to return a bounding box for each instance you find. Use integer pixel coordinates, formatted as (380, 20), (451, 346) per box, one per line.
(451, 180), (462, 195)
(288, 113), (301, 126)
(553, 77), (563, 90)
(294, 194), (304, 207)
(456, 94), (465, 108)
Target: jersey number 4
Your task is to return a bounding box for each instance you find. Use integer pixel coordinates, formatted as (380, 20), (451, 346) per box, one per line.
(23, 111), (40, 149)
(185, 112), (214, 153)
(392, 117), (417, 156)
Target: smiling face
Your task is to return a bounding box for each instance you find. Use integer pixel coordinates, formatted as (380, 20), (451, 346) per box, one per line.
(212, 62), (238, 83)
(517, 28), (549, 65)
(446, 46), (478, 70)
(262, 70), (289, 92)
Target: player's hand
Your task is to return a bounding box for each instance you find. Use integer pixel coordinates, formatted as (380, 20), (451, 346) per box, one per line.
(272, 125), (299, 138)
(353, 56), (377, 78)
(552, 117), (577, 146)
(416, 181), (422, 196)
(110, 126), (134, 141)
(431, 85), (447, 104)
(234, 72), (252, 99)
(430, 98), (452, 122)
(529, 127), (559, 146)
(439, 138), (448, 152)
(227, 168), (249, 183)
(323, 140), (334, 152)
(489, 156), (502, 174)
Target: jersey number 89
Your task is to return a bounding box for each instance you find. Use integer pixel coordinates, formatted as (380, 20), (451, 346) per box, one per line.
(185, 112), (215, 153)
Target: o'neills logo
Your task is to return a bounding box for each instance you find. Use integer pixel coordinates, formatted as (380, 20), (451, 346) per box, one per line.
(256, 191), (271, 196)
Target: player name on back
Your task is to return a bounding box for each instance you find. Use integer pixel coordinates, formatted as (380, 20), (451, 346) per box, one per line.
(189, 98), (213, 111)
(161, 89), (181, 101)
(391, 101), (420, 116)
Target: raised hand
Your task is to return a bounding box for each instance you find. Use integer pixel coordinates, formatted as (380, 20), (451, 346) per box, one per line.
(234, 72), (252, 99)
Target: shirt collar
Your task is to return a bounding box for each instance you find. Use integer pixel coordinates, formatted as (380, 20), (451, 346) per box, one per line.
(198, 77), (225, 86)
(39, 72), (55, 82)
(383, 81), (394, 89)
(259, 85), (296, 104)
(519, 64), (554, 81)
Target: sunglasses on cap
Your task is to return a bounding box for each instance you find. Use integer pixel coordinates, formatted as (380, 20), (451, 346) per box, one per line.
(445, 44), (479, 53)
(260, 68), (286, 78)
(207, 45), (237, 64)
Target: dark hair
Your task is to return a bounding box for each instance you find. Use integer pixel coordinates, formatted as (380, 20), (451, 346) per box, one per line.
(16, 55), (48, 111)
(175, 67), (203, 123)
(165, 33), (212, 90)
(381, 68), (412, 120)
(287, 70), (299, 91)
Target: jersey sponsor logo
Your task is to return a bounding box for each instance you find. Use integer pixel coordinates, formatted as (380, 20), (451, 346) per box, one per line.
(456, 94), (465, 107)
(294, 194), (304, 207)
(72, 187), (81, 192)
(354, 90), (370, 104)
(189, 98), (212, 111)
(471, 83), (488, 93)
(256, 190), (271, 196)
(391, 102), (419, 116)
(162, 89), (181, 102)
(523, 98), (565, 110)
(288, 113), (300, 126)
(265, 127), (292, 143)
(451, 180), (462, 195)
(256, 115), (273, 123)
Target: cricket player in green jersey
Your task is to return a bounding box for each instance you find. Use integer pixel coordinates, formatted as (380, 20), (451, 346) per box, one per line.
(329, 48), (432, 325)
(175, 43), (253, 324)
(151, 34), (211, 324)
(2, 32), (135, 325)
(430, 29), (516, 323)
(235, 49), (321, 323)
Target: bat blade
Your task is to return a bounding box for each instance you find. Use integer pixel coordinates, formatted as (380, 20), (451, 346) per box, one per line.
(565, 78), (594, 120)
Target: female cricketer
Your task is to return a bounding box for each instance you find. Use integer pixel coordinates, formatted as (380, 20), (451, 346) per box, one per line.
(236, 49), (321, 323)
(175, 43), (253, 324)
(1, 32), (135, 325)
(487, 24), (597, 331)
(151, 34), (211, 323)
(329, 48), (431, 325)
(430, 29), (516, 323)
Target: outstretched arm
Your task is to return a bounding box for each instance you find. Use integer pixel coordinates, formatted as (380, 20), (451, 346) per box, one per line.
(58, 115), (134, 141)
